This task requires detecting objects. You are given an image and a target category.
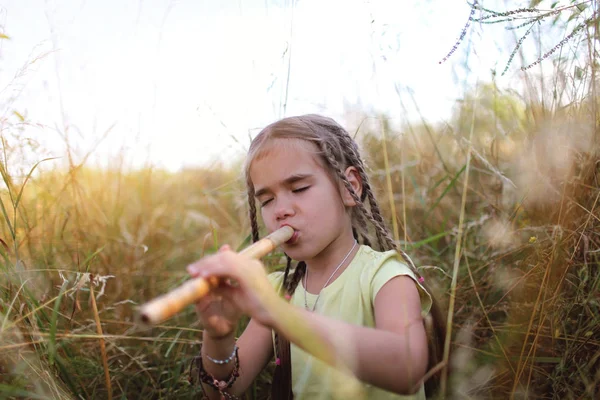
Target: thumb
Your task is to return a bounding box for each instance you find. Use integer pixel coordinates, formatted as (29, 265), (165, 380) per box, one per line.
(219, 244), (232, 253)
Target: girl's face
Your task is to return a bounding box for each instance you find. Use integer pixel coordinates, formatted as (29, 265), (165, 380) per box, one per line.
(249, 139), (353, 262)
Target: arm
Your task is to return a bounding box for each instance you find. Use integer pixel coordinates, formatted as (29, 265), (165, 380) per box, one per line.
(264, 275), (428, 395)
(186, 246), (278, 399)
(200, 319), (274, 398)
(190, 250), (428, 395)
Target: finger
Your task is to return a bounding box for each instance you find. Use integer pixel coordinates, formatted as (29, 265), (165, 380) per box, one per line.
(186, 252), (225, 277)
(196, 252), (242, 280)
(218, 244), (231, 252)
(186, 263), (203, 278)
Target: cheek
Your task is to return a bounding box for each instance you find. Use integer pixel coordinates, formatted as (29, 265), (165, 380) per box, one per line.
(260, 208), (277, 229)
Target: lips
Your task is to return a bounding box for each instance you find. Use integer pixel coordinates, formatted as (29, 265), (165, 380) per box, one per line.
(281, 225), (299, 244)
(286, 230), (299, 245)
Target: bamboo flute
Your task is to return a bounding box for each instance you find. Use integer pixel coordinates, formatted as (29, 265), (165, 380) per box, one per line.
(138, 225), (294, 325)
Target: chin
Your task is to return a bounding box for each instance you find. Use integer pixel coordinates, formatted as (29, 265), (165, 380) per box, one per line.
(281, 243), (311, 262)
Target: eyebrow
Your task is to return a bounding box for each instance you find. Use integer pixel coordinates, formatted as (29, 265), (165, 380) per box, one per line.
(254, 173), (313, 198)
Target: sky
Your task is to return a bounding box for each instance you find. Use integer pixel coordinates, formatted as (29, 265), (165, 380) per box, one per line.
(0, 0), (562, 172)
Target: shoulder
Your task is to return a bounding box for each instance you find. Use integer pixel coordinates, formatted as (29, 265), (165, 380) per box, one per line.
(358, 245), (432, 316)
(358, 245), (411, 277)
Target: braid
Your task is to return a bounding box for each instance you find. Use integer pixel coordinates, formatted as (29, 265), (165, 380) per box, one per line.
(336, 130), (391, 251)
(281, 256), (293, 296)
(334, 126), (422, 277)
(326, 127), (386, 250)
(273, 259), (303, 400)
(287, 261), (306, 294)
(333, 127), (367, 201)
(361, 233), (372, 247)
(363, 186), (396, 251)
(247, 187), (260, 243)
(319, 141), (374, 240)
(361, 174), (423, 278)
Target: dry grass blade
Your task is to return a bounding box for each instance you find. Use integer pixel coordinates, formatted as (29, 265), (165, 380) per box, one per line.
(381, 120), (400, 243)
(440, 100), (476, 396)
(89, 280), (112, 400)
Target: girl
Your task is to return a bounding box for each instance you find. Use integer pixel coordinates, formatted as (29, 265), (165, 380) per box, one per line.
(187, 114), (445, 399)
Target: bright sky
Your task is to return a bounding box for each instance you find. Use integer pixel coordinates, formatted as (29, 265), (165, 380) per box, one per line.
(0, 0), (539, 171)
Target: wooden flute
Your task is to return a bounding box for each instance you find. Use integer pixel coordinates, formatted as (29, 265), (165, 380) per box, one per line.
(137, 225), (294, 325)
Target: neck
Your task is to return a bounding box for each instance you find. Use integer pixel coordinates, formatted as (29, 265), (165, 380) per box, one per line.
(304, 231), (358, 288)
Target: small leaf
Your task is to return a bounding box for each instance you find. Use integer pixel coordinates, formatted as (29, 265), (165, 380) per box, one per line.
(584, 331), (593, 337)
(529, 236), (537, 243)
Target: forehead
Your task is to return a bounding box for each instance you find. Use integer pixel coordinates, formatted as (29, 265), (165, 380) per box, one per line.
(249, 139), (324, 186)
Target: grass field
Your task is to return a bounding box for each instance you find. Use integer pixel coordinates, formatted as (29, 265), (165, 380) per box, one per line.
(1, 3), (599, 399)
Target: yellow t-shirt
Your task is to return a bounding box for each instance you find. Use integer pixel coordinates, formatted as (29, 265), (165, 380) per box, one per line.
(267, 245), (432, 400)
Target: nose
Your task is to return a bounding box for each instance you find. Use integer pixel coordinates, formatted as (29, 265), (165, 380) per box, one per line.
(274, 197), (295, 221)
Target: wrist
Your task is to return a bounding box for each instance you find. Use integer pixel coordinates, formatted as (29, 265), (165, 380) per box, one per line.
(204, 328), (236, 342)
(203, 341), (238, 365)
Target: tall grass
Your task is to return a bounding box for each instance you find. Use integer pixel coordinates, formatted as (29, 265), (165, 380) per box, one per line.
(2, 80), (598, 398)
(1, 5), (599, 399)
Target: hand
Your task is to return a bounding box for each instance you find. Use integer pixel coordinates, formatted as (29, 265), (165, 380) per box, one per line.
(187, 245), (241, 339)
(186, 245), (280, 331)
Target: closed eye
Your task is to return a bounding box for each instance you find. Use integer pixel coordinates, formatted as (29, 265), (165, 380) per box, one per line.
(260, 198), (273, 207)
(292, 186), (310, 193)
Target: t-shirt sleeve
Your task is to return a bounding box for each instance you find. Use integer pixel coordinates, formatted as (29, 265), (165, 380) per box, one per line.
(371, 255), (433, 317)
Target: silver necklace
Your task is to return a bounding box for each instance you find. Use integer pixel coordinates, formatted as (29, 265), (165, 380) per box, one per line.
(303, 240), (358, 312)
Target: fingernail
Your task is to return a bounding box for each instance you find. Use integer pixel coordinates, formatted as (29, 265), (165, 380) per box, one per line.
(418, 276), (425, 283)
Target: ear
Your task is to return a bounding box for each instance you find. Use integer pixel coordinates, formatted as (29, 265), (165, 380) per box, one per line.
(341, 166), (363, 206)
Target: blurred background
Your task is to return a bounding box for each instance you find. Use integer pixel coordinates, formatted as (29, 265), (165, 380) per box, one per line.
(0, 1), (598, 399)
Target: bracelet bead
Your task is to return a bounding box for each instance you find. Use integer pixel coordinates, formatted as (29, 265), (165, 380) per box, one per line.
(205, 344), (238, 365)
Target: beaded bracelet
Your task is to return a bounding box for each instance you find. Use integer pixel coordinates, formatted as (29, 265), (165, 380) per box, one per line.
(205, 343), (238, 365)
(191, 345), (241, 399)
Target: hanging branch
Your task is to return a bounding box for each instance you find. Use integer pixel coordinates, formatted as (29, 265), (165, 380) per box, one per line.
(439, 0), (597, 75)
(438, 1), (478, 64)
(521, 14), (596, 71)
